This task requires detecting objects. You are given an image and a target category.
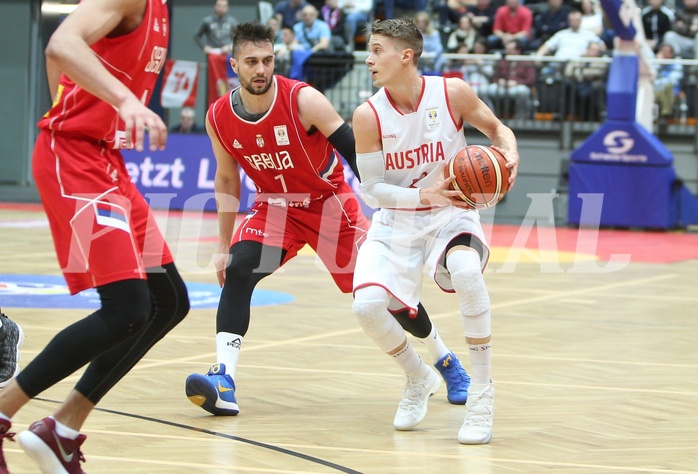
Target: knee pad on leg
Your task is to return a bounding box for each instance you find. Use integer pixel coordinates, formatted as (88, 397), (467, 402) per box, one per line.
(450, 268), (491, 340)
(353, 298), (406, 352)
(353, 299), (393, 337)
(451, 269), (490, 317)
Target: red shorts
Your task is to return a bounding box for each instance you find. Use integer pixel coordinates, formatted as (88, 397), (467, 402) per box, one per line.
(32, 130), (173, 295)
(232, 181), (368, 293)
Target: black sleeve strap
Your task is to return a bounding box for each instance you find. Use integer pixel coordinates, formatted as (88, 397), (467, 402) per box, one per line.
(327, 122), (359, 180)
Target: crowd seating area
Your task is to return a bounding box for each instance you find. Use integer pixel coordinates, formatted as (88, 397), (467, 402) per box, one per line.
(261, 0), (698, 147)
(306, 52), (698, 146)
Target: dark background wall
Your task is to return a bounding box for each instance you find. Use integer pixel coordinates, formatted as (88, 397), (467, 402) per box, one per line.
(0, 1), (36, 189)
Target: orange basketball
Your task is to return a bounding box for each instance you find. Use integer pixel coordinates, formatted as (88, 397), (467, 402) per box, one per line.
(444, 145), (511, 209)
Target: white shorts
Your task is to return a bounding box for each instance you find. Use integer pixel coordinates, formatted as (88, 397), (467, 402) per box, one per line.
(352, 206), (489, 311)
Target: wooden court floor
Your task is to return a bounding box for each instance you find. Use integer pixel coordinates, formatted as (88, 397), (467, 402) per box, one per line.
(1, 204), (697, 473)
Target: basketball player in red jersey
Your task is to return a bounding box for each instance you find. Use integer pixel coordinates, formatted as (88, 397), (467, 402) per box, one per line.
(352, 19), (519, 443)
(185, 21), (472, 417)
(0, 1), (189, 472)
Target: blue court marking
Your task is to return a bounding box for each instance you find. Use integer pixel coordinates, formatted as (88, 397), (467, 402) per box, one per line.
(0, 274), (294, 309)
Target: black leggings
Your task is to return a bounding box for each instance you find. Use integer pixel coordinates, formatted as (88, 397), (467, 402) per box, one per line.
(16, 263), (189, 404)
(217, 241), (286, 335)
(217, 240), (434, 339)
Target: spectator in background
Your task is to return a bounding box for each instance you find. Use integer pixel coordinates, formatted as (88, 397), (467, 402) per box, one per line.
(267, 16), (283, 45)
(321, 0), (348, 51)
(641, 0), (674, 52)
(437, 0), (469, 28)
(579, 0), (604, 37)
(294, 5), (333, 52)
(458, 40), (496, 109)
(340, 0), (372, 52)
(170, 107), (205, 134)
(488, 0), (534, 51)
(529, 0), (572, 51)
(564, 41), (608, 121)
(535, 10), (605, 75)
(468, 0), (498, 39)
(446, 43), (474, 72)
(653, 43), (684, 121)
(194, 0), (238, 55)
(482, 39), (536, 119)
(662, 0), (698, 59)
(274, 26), (306, 76)
(376, 0), (429, 21)
(447, 14), (479, 52)
(415, 10), (446, 72)
(276, 0), (309, 29)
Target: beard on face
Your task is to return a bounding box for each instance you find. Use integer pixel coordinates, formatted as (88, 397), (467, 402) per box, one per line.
(242, 75), (272, 96)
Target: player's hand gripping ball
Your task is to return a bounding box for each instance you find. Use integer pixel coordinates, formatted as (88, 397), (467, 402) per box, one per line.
(444, 145), (511, 209)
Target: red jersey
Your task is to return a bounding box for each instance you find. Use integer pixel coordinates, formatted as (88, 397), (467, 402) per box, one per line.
(38, 0), (169, 147)
(493, 5), (533, 36)
(207, 75), (346, 200)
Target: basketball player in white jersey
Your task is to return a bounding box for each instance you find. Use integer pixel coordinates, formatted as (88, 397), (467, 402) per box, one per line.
(351, 18), (519, 444)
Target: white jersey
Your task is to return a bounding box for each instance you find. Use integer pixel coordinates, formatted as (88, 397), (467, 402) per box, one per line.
(354, 76), (489, 310)
(366, 75), (467, 192)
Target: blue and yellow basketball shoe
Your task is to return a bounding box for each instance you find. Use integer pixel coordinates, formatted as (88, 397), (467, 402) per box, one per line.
(185, 363), (240, 415)
(434, 352), (471, 405)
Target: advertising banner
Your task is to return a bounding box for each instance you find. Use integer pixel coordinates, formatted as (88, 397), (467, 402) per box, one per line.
(121, 134), (368, 216)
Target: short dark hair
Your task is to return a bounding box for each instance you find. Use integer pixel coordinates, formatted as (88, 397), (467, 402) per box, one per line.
(371, 19), (423, 61)
(505, 38), (523, 53)
(232, 21), (276, 57)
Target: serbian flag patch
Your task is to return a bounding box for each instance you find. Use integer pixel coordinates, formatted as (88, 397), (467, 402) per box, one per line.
(94, 203), (130, 233)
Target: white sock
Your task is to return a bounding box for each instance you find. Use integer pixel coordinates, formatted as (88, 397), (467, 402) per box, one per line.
(467, 342), (491, 385)
(51, 417), (79, 440)
(417, 326), (450, 364)
(406, 360), (432, 380)
(391, 339), (427, 376)
(216, 332), (243, 379)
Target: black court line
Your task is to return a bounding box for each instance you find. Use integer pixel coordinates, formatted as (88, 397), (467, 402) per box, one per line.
(36, 397), (362, 474)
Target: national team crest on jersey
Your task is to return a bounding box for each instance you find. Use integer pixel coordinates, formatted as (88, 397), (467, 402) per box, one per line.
(274, 125), (290, 146)
(256, 134), (265, 147)
(426, 106), (440, 130)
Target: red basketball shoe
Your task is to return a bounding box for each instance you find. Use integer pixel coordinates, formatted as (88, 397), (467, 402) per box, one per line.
(0, 418), (15, 474)
(18, 417), (86, 474)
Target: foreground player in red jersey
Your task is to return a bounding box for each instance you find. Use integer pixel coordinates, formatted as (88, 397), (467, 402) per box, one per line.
(185, 21), (471, 417)
(0, 1), (189, 472)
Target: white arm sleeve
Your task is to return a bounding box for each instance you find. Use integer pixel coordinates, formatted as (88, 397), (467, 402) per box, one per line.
(357, 151), (422, 209)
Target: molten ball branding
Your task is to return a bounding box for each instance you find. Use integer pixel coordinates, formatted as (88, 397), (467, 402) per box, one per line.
(445, 145), (509, 209)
